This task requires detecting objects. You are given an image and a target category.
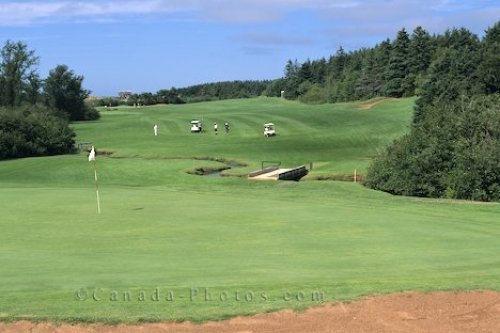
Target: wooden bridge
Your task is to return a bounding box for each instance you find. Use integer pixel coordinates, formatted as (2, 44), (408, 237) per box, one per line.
(248, 165), (308, 181)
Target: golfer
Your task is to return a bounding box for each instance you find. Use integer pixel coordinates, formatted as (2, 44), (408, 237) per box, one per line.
(153, 124), (158, 136)
(214, 122), (218, 135)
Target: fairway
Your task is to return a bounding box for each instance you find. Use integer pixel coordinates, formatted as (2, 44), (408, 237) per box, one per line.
(0, 97), (499, 323)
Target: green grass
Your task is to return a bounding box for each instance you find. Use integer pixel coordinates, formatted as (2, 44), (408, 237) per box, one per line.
(75, 97), (414, 175)
(0, 97), (499, 323)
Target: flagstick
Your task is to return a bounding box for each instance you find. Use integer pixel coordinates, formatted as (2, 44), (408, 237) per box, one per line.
(93, 159), (101, 214)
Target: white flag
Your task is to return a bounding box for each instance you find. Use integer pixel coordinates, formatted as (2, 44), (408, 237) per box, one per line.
(88, 146), (96, 162)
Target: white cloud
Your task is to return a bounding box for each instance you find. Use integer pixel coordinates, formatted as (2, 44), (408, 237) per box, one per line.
(191, 0), (362, 22)
(0, 0), (498, 29)
(0, 1), (189, 26)
(0, 0), (364, 25)
(314, 0), (499, 50)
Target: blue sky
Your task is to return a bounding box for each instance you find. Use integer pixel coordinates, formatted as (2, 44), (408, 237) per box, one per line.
(1, 0), (499, 96)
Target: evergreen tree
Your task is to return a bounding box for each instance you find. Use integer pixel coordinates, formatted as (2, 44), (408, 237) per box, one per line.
(283, 59), (301, 99)
(310, 58), (327, 84)
(371, 39), (392, 96)
(298, 59), (313, 83)
(408, 26), (433, 95)
(43, 65), (98, 121)
(356, 48), (377, 98)
(448, 95), (500, 200)
(341, 50), (363, 101)
(385, 28), (411, 97)
(414, 28), (481, 123)
(329, 47), (347, 81)
(478, 21), (500, 94)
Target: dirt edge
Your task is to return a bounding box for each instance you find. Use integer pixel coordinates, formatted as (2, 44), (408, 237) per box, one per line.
(358, 97), (393, 110)
(1, 291), (500, 333)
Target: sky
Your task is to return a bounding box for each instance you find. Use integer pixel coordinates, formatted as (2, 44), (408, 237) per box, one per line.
(0, 0), (499, 96)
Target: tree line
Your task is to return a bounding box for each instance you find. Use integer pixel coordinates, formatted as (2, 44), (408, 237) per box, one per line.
(279, 26), (483, 103)
(364, 22), (500, 201)
(96, 80), (270, 107)
(0, 40), (98, 159)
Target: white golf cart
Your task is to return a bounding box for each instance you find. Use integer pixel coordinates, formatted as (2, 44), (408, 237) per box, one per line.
(264, 123), (276, 137)
(190, 120), (202, 133)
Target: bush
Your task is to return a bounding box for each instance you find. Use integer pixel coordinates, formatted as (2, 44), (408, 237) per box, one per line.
(83, 106), (100, 120)
(0, 106), (75, 159)
(365, 95), (500, 201)
(299, 84), (328, 104)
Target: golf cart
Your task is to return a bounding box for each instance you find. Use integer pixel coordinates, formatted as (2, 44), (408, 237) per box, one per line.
(190, 120), (202, 133)
(264, 123), (276, 137)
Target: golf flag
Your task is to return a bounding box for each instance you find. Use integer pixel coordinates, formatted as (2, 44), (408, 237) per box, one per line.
(88, 146), (100, 214)
(88, 146), (96, 161)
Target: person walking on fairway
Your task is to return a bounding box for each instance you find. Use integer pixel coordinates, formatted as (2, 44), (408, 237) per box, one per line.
(153, 124), (158, 136)
(224, 122), (230, 133)
(214, 122), (218, 135)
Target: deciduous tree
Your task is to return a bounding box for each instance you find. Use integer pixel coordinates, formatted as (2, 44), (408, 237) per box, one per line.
(0, 40), (39, 107)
